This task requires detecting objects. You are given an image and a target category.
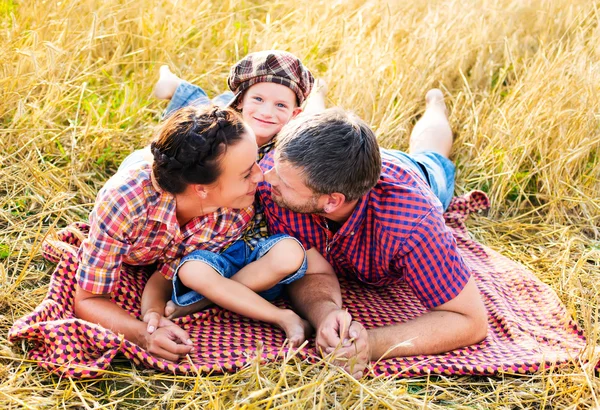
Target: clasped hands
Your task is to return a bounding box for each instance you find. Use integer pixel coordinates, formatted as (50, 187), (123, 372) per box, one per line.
(141, 309), (194, 362)
(315, 308), (371, 379)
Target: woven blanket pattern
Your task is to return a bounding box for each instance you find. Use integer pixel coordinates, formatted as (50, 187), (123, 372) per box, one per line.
(8, 191), (589, 378)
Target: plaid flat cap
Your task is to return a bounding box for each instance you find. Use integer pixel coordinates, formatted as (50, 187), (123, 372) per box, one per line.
(228, 50), (314, 106)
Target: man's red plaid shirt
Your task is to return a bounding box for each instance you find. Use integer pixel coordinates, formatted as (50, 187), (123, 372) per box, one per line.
(258, 150), (471, 308)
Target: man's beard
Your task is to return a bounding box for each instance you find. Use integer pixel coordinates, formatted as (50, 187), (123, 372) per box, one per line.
(271, 191), (325, 214)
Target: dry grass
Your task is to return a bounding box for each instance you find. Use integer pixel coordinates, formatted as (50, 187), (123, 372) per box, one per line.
(1, 0), (599, 407)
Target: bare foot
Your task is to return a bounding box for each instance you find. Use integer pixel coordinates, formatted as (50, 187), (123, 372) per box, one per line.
(277, 310), (313, 348)
(165, 299), (212, 319)
(153, 65), (183, 100)
(409, 88), (453, 158)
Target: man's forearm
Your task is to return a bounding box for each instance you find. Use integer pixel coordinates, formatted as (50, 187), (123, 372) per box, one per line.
(367, 309), (487, 360)
(287, 271), (343, 326)
(286, 248), (343, 327)
(367, 276), (488, 359)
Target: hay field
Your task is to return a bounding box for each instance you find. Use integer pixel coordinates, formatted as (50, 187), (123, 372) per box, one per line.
(1, 0), (599, 407)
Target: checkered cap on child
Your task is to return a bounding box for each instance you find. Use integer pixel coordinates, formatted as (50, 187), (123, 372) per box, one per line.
(228, 50), (314, 106)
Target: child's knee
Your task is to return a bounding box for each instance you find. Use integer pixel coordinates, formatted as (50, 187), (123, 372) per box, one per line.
(265, 238), (305, 275)
(178, 260), (215, 286)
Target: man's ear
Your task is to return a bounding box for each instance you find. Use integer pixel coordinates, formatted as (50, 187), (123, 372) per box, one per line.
(291, 107), (303, 119)
(323, 192), (346, 214)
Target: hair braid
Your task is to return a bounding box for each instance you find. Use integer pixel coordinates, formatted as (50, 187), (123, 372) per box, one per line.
(151, 105), (246, 194)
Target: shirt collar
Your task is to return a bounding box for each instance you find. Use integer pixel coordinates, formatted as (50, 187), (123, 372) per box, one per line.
(143, 167), (179, 228)
(314, 192), (370, 237)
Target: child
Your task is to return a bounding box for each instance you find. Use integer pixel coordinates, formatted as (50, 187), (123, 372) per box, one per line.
(153, 50), (321, 160)
(145, 51), (323, 346)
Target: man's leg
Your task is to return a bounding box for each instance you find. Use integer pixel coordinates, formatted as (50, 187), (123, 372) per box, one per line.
(408, 89), (453, 158)
(400, 89), (456, 210)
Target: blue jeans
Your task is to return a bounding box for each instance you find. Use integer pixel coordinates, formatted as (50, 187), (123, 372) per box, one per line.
(172, 234), (307, 306)
(381, 149), (456, 210)
(164, 81), (234, 118)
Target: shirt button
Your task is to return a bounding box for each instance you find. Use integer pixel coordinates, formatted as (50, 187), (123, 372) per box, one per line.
(351, 231), (355, 235)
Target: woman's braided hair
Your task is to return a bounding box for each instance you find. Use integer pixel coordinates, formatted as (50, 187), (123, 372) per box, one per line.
(151, 105), (247, 194)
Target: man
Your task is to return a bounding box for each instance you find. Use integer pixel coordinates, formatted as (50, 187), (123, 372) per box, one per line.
(257, 89), (488, 378)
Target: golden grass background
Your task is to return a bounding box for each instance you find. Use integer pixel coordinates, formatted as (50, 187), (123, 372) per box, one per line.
(1, 0), (599, 407)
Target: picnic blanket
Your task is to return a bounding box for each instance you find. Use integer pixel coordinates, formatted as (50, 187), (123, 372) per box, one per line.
(8, 191), (593, 378)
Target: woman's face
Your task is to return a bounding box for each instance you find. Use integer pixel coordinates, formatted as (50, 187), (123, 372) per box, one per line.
(206, 126), (264, 209)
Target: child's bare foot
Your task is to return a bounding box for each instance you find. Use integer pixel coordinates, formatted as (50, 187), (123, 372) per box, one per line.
(165, 299), (212, 319)
(278, 310), (313, 348)
(153, 65), (182, 100)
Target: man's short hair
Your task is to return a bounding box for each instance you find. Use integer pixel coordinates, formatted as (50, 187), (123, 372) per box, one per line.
(276, 108), (382, 201)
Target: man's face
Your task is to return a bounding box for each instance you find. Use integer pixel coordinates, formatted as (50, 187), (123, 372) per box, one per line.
(264, 156), (326, 214)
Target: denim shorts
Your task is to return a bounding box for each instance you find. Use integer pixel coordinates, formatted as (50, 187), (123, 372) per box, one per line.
(164, 81), (234, 118)
(172, 234), (307, 306)
(381, 148), (456, 210)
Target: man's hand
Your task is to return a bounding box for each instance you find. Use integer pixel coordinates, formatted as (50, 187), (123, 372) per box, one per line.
(325, 320), (371, 379)
(143, 324), (194, 362)
(315, 308), (352, 354)
(314, 309), (371, 379)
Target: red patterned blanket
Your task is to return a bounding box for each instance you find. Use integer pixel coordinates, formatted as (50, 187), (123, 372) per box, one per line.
(9, 191), (591, 378)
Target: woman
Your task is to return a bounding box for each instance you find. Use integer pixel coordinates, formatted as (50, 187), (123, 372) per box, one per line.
(75, 106), (307, 362)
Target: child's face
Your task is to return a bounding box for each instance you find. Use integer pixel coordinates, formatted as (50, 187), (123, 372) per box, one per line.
(238, 82), (302, 147)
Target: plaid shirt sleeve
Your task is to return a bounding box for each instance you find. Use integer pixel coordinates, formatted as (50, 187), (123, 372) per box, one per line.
(77, 192), (137, 295)
(393, 209), (471, 308)
(157, 259), (177, 282)
(265, 210), (314, 250)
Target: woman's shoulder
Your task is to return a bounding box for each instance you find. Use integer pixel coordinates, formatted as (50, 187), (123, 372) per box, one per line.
(96, 163), (157, 210)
